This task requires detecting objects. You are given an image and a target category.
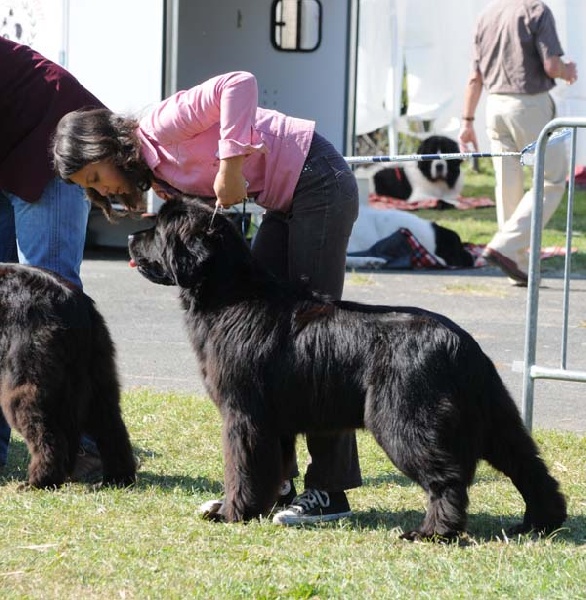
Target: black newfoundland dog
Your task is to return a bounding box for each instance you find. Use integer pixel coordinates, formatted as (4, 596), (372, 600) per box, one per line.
(128, 199), (566, 540)
(0, 264), (136, 489)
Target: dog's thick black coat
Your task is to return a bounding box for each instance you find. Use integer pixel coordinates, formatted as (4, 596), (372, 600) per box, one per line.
(128, 199), (566, 539)
(0, 264), (136, 488)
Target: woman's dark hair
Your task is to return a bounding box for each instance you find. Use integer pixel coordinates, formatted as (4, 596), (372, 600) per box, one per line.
(52, 108), (152, 219)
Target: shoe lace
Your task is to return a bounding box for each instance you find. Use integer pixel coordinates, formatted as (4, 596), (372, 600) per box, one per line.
(291, 489), (330, 511)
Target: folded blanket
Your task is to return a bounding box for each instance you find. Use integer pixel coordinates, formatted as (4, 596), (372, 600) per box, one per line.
(346, 235), (573, 272)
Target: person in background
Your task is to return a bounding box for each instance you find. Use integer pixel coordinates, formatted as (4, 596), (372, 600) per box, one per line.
(52, 70), (362, 524)
(0, 37), (107, 480)
(458, 0), (577, 286)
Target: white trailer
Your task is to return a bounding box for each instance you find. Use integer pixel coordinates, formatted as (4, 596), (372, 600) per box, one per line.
(2, 0), (584, 244)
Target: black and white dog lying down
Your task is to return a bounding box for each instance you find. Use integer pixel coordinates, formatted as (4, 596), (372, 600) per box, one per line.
(128, 198), (566, 540)
(373, 135), (463, 205)
(347, 207), (474, 268)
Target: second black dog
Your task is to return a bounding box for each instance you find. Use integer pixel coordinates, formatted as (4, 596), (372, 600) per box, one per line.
(0, 264), (136, 489)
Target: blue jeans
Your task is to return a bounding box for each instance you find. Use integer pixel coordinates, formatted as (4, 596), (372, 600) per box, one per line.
(0, 177), (90, 466)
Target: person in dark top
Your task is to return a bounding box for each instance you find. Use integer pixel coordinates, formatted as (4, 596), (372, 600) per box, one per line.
(0, 37), (105, 476)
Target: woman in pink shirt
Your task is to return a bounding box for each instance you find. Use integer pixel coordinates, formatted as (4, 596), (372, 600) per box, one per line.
(53, 71), (361, 525)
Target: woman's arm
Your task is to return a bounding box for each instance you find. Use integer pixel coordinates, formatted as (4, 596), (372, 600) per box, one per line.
(141, 71), (265, 205)
(214, 155), (248, 207)
(142, 71), (258, 145)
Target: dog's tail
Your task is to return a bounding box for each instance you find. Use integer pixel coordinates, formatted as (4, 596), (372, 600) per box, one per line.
(481, 356), (567, 534)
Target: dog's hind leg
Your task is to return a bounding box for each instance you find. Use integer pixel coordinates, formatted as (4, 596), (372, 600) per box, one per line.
(371, 425), (473, 541)
(2, 382), (69, 488)
(482, 374), (567, 534)
(85, 377), (136, 488)
(85, 311), (136, 488)
(366, 387), (476, 541)
(221, 413), (284, 522)
(88, 406), (136, 488)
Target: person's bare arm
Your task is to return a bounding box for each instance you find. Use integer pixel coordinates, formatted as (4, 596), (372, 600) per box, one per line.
(213, 155), (248, 207)
(458, 69), (484, 152)
(543, 55), (578, 84)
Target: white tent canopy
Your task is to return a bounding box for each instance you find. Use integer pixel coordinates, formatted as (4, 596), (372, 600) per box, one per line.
(356, 0), (586, 162)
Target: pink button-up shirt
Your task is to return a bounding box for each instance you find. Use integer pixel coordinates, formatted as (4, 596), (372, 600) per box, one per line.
(137, 71), (315, 212)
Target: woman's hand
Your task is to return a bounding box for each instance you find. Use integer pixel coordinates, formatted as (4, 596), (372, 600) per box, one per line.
(214, 155), (248, 207)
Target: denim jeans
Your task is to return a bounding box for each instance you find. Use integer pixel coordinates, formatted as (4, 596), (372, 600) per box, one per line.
(251, 132), (363, 492)
(0, 177), (90, 466)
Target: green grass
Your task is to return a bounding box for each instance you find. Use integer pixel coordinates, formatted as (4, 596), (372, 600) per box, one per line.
(1, 390), (585, 599)
(414, 160), (586, 275)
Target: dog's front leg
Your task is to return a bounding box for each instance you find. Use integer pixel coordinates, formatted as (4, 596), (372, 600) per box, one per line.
(221, 413), (284, 522)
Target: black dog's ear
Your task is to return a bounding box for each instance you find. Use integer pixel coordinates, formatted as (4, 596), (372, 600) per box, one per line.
(166, 234), (210, 288)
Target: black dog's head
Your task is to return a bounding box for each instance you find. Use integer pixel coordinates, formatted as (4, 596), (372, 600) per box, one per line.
(417, 135), (462, 188)
(128, 198), (250, 288)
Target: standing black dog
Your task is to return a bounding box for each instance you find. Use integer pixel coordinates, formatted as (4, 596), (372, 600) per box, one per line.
(128, 199), (566, 540)
(0, 264), (136, 489)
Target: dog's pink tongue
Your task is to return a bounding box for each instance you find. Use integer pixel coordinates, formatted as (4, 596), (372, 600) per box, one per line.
(129, 259), (137, 268)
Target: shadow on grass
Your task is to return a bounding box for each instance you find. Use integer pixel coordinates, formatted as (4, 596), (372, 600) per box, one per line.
(361, 469), (507, 488)
(134, 471), (223, 495)
(0, 440), (224, 496)
(349, 509), (585, 545)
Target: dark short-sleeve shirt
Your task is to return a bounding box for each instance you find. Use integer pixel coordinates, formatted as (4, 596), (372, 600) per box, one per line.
(0, 38), (105, 202)
(473, 0), (564, 94)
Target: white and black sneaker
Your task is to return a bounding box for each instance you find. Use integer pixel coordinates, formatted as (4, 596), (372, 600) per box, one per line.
(199, 479), (297, 520)
(272, 488), (352, 525)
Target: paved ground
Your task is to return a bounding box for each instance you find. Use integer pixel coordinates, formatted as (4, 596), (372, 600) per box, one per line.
(81, 247), (586, 435)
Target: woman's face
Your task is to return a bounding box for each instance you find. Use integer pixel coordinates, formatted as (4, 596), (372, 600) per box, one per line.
(69, 160), (132, 197)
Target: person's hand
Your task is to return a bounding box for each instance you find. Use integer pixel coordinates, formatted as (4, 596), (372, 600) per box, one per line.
(564, 60), (578, 85)
(458, 122), (479, 153)
(213, 156), (248, 207)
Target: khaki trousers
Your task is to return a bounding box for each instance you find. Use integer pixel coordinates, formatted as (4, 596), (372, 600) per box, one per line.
(485, 92), (568, 272)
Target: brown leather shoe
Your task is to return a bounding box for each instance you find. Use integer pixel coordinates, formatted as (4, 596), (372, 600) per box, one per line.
(482, 247), (528, 285)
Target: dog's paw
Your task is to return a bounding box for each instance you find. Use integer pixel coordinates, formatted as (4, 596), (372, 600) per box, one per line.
(400, 529), (460, 544)
(199, 498), (226, 522)
(18, 481), (60, 491)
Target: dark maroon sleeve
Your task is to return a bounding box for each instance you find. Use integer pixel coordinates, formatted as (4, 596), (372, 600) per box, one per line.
(0, 38), (106, 202)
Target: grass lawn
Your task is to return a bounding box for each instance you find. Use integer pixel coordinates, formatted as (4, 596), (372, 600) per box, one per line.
(1, 390), (585, 599)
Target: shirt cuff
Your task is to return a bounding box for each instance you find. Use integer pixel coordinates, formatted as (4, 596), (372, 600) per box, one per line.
(218, 139), (267, 159)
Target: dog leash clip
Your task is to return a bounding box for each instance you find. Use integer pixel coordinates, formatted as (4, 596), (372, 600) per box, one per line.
(208, 203), (220, 232)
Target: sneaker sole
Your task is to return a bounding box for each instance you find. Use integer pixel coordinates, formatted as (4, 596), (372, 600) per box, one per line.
(272, 510), (352, 525)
